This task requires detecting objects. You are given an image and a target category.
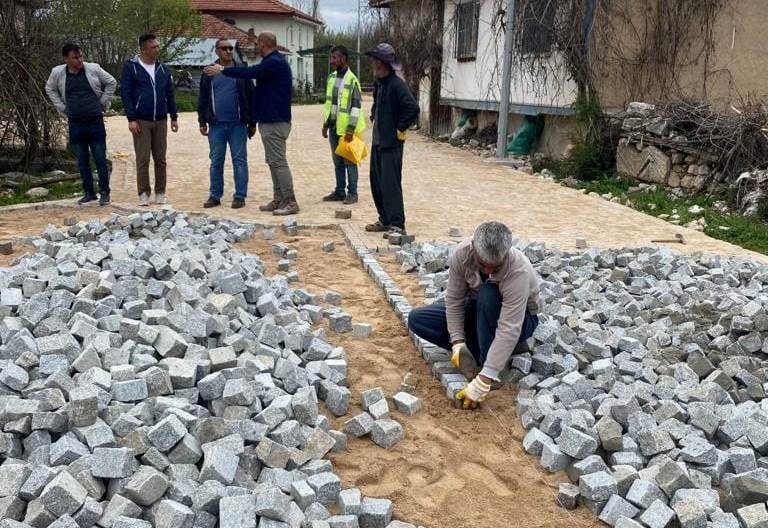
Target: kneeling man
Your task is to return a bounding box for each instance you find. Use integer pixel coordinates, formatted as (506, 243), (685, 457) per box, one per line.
(408, 221), (541, 409)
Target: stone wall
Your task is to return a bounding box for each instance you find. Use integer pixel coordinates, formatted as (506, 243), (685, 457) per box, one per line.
(615, 103), (722, 193)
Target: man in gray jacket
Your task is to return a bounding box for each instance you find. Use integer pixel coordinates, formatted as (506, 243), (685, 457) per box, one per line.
(408, 222), (541, 409)
(46, 43), (116, 205)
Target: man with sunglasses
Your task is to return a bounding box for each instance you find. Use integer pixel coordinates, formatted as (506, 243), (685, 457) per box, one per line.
(407, 221), (541, 409)
(198, 39), (256, 209)
(204, 32), (299, 216)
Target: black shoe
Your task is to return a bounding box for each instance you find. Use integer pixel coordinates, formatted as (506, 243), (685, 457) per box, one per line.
(78, 194), (98, 205)
(231, 198), (245, 209)
(99, 194), (110, 206)
(322, 192), (346, 202)
(343, 193), (358, 205)
(203, 197), (221, 208)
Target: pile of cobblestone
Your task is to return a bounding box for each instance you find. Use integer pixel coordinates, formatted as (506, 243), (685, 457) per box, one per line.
(0, 210), (418, 528)
(395, 239), (768, 528)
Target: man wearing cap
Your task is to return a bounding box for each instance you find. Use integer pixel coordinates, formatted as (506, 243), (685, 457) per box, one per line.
(364, 43), (419, 236)
(407, 222), (541, 409)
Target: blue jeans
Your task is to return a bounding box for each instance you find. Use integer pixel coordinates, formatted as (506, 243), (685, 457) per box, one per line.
(68, 119), (109, 196)
(407, 283), (539, 366)
(329, 129), (358, 196)
(209, 122), (248, 200)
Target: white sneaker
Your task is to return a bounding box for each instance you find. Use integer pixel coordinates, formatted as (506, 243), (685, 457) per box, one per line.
(155, 193), (167, 205)
(138, 193), (149, 206)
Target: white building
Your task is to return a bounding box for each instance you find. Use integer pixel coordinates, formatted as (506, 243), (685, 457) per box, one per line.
(441, 0), (577, 115)
(372, 0), (578, 153)
(191, 0), (324, 89)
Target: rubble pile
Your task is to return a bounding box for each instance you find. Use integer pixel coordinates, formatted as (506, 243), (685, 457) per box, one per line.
(398, 240), (768, 528)
(617, 102), (724, 193)
(0, 210), (418, 528)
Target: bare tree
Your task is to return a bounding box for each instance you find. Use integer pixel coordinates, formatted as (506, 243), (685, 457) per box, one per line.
(0, 0), (63, 169)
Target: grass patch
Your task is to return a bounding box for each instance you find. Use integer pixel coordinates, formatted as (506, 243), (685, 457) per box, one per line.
(0, 180), (83, 207)
(534, 159), (768, 255)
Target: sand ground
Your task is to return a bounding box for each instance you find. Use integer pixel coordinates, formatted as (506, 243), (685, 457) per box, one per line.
(0, 102), (764, 527)
(0, 208), (600, 528)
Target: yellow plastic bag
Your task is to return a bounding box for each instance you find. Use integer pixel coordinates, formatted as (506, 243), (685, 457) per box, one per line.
(335, 135), (369, 166)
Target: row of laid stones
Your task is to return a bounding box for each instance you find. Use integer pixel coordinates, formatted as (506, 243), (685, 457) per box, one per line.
(365, 238), (768, 528)
(0, 210), (421, 528)
(338, 236), (472, 411)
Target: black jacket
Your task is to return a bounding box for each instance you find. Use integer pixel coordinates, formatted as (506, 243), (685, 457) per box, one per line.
(197, 61), (256, 127)
(371, 72), (419, 149)
(121, 56), (177, 122)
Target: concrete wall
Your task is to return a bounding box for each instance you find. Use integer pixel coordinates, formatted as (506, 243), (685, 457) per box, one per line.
(225, 14), (316, 87)
(595, 0), (768, 110)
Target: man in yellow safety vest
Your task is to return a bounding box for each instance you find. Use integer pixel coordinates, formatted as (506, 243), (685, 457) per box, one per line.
(322, 45), (365, 205)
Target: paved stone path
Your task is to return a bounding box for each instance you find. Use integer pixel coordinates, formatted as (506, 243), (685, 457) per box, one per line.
(104, 105), (764, 260)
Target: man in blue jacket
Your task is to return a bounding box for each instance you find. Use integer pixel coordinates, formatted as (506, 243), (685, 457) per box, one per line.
(121, 33), (179, 206)
(198, 38), (256, 209)
(204, 31), (299, 216)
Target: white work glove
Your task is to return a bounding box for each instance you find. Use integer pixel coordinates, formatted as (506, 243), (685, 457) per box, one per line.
(456, 376), (491, 410)
(450, 341), (478, 373)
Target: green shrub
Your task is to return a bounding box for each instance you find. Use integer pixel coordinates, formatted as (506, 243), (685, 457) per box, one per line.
(110, 98), (124, 113)
(175, 94), (198, 113)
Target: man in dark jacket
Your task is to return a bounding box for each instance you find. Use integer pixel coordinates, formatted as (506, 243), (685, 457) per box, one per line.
(45, 43), (116, 206)
(120, 33), (179, 206)
(364, 43), (419, 236)
(198, 38), (256, 209)
(204, 31), (299, 216)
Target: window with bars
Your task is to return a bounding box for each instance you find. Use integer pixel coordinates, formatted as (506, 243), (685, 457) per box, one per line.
(454, 1), (480, 61)
(519, 0), (558, 55)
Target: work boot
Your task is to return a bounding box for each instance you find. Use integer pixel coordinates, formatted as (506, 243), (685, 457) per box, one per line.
(99, 194), (110, 206)
(259, 200), (279, 212)
(365, 221), (389, 232)
(322, 191), (345, 202)
(78, 194), (98, 205)
(231, 198), (245, 209)
(203, 197), (221, 208)
(383, 226), (406, 239)
(273, 200), (300, 216)
(343, 193), (358, 205)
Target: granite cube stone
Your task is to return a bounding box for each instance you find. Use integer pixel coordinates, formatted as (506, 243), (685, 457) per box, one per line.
(359, 497), (392, 528)
(370, 419), (404, 449)
(639, 499), (676, 528)
(219, 495), (257, 528)
(599, 495), (639, 527)
(557, 483), (579, 509)
(392, 392), (421, 416)
(90, 447), (136, 479)
(40, 471), (87, 516)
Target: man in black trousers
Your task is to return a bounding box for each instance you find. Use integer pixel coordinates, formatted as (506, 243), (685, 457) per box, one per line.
(364, 43), (419, 236)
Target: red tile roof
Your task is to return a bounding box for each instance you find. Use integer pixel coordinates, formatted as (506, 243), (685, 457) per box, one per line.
(200, 14), (253, 49)
(191, 0), (323, 25)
